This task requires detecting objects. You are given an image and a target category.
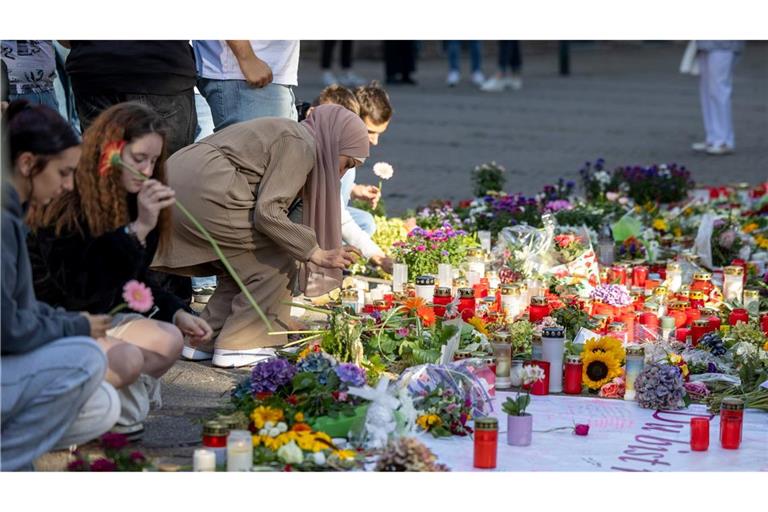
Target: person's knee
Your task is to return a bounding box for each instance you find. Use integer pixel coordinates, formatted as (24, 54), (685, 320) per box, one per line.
(61, 336), (108, 381)
(155, 321), (184, 362)
(109, 343), (144, 386)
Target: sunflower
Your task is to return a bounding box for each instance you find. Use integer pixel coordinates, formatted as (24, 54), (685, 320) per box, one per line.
(250, 406), (284, 429)
(583, 336), (625, 362)
(467, 316), (489, 336)
(581, 350), (622, 390)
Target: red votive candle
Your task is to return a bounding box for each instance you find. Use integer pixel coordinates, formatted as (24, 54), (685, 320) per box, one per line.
(690, 418), (709, 451)
(685, 307), (701, 327)
(728, 308), (749, 327)
(707, 315), (721, 333)
(691, 319), (710, 347)
(526, 360), (550, 395)
(632, 266), (648, 288)
(675, 327), (690, 344)
(610, 265), (627, 286)
(720, 398), (744, 449)
(638, 311), (659, 341)
(433, 287), (452, 318)
(563, 356), (583, 395)
(473, 417), (498, 469)
(761, 312), (768, 335)
(689, 291), (706, 310)
(529, 296), (550, 323)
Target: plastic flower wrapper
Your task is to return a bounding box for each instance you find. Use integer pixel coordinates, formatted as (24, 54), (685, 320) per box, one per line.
(396, 361), (494, 420)
(494, 213), (557, 279)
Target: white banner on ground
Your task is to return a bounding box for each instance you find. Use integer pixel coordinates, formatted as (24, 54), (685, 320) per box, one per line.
(420, 394), (768, 472)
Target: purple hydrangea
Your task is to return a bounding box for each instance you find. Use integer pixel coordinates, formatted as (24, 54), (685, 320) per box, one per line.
(590, 284), (632, 307)
(634, 363), (686, 410)
(296, 352), (337, 385)
(334, 363), (367, 388)
(250, 358), (297, 393)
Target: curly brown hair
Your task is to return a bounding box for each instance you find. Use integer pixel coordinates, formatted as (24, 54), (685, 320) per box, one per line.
(29, 102), (172, 253)
(354, 81), (393, 124)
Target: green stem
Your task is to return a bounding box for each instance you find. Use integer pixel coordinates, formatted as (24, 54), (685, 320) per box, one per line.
(117, 160), (272, 330)
(108, 303), (127, 316)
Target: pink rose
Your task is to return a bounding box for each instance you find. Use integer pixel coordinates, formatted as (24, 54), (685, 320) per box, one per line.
(574, 424), (590, 436)
(599, 377), (625, 399)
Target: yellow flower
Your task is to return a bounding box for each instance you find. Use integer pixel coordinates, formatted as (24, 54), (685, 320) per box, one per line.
(332, 449), (357, 461)
(668, 353), (682, 365)
(294, 412), (304, 422)
(743, 223), (759, 234)
(583, 336), (625, 362)
(467, 316), (489, 336)
(755, 235), (768, 250)
(581, 349), (622, 390)
(295, 431), (333, 452)
(652, 218), (669, 232)
(250, 406), (284, 429)
(416, 414), (442, 431)
(763, 341), (768, 352)
(297, 345), (311, 361)
(673, 227), (683, 238)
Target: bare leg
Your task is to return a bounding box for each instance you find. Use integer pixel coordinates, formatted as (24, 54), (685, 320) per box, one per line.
(112, 319), (184, 379)
(96, 337), (144, 389)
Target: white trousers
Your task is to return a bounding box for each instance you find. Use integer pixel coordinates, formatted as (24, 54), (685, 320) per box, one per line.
(698, 51), (736, 148)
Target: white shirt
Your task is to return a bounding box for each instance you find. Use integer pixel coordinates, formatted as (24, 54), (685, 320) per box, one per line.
(193, 40), (299, 86)
(340, 168), (384, 259)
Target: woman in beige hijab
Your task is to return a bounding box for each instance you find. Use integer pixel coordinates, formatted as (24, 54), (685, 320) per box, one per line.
(153, 105), (369, 367)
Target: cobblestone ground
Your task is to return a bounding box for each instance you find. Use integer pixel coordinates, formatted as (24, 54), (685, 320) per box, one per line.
(35, 41), (768, 469)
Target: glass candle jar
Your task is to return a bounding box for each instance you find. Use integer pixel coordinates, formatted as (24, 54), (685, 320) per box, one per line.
(467, 248), (486, 286)
(675, 327), (691, 344)
(728, 308), (749, 327)
(226, 430), (253, 472)
(624, 345), (645, 401)
(500, 284), (521, 322)
(433, 287), (452, 318)
(689, 291), (707, 310)
(341, 289), (360, 314)
(743, 289), (760, 316)
(473, 417), (498, 469)
(719, 398), (744, 450)
(491, 332), (512, 389)
(509, 358), (524, 387)
(392, 262), (408, 293)
(691, 272), (714, 295)
(458, 287), (476, 321)
(706, 314), (721, 333)
(632, 265), (649, 289)
(478, 230), (492, 253)
(722, 266), (744, 303)
(541, 326), (566, 393)
(563, 355), (583, 395)
(531, 334), (543, 360)
(529, 296), (550, 323)
(691, 319), (710, 347)
(660, 316), (676, 342)
(193, 449), (217, 472)
(415, 275), (436, 301)
(668, 302), (689, 328)
(666, 262), (682, 293)
(438, 263), (453, 289)
(487, 270), (501, 291)
(690, 418), (710, 452)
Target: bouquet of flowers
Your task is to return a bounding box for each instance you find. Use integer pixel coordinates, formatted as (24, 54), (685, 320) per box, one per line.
(589, 284), (632, 307)
(616, 236), (647, 261)
(67, 433), (151, 472)
(711, 218), (746, 267)
(634, 363), (688, 410)
(552, 233), (587, 264)
(579, 158), (620, 202)
(414, 385), (473, 438)
(392, 224), (475, 277)
(415, 202), (465, 231)
(613, 162), (694, 205)
(472, 161), (506, 197)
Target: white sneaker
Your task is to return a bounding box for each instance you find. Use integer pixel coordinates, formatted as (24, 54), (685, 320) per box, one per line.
(340, 70), (366, 87)
(212, 347), (277, 368)
(480, 76), (506, 92)
(181, 344), (213, 361)
(691, 141), (710, 152)
(705, 143), (734, 156)
(322, 71), (338, 87)
(471, 70), (486, 87)
(507, 76), (523, 90)
(446, 70), (460, 87)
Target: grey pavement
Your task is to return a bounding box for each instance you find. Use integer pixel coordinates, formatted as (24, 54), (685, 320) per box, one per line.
(36, 41), (768, 469)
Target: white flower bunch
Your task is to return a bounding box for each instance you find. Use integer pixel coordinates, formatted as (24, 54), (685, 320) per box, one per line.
(594, 170), (611, 185)
(521, 365), (545, 386)
(277, 441), (304, 465)
(259, 421), (288, 438)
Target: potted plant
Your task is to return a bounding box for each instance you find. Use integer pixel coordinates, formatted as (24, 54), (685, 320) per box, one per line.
(501, 365), (545, 446)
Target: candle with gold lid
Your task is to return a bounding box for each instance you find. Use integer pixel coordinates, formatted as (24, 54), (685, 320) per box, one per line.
(722, 266), (744, 303)
(743, 289), (760, 316)
(666, 262), (682, 292)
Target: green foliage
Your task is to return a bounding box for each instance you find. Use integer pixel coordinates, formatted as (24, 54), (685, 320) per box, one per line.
(472, 161), (506, 197)
(502, 393), (531, 416)
(552, 305), (591, 341)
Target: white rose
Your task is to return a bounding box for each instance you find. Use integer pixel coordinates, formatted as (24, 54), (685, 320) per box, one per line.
(264, 421), (274, 430)
(276, 441), (304, 465)
(277, 422), (288, 433)
(269, 427), (280, 437)
(312, 451), (327, 466)
(258, 429), (268, 436)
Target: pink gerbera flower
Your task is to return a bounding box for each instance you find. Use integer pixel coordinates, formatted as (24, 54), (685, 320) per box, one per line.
(122, 280), (154, 313)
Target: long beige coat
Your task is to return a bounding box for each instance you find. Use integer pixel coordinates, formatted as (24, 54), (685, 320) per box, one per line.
(152, 118), (319, 350)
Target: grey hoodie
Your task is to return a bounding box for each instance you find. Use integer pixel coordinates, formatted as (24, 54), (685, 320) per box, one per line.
(1, 184), (89, 354)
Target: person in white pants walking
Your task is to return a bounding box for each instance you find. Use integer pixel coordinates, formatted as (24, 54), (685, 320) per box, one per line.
(693, 41), (744, 156)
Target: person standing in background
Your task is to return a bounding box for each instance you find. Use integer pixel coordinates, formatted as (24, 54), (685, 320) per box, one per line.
(1, 41), (59, 110)
(321, 41), (366, 88)
(445, 41), (484, 88)
(692, 41), (744, 156)
(194, 40), (300, 130)
(481, 41), (523, 92)
(383, 41), (417, 85)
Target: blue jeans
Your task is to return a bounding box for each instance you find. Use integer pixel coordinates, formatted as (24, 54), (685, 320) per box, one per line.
(348, 206), (376, 236)
(9, 90), (59, 111)
(446, 41), (482, 73)
(1, 337), (106, 470)
(198, 78), (297, 131)
(194, 91), (215, 142)
(498, 41), (522, 73)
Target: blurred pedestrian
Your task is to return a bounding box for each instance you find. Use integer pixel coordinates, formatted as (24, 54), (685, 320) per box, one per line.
(383, 41), (417, 85)
(481, 41), (523, 92)
(445, 41), (484, 87)
(321, 41), (366, 87)
(1, 41), (59, 110)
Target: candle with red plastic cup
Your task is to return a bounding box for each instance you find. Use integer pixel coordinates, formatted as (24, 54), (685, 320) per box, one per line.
(689, 291), (706, 310)
(690, 418), (710, 451)
(690, 272), (713, 295)
(610, 265), (627, 286)
(728, 308), (749, 327)
(473, 417), (498, 469)
(720, 398), (744, 449)
(638, 310), (659, 342)
(563, 356), (583, 395)
(621, 311), (636, 343)
(433, 287), (452, 318)
(668, 303), (688, 328)
(761, 312), (768, 335)
(458, 287), (476, 322)
(528, 296), (550, 324)
(691, 319), (710, 347)
(526, 360), (550, 395)
(685, 306), (701, 327)
(632, 265), (648, 288)
(675, 327), (690, 344)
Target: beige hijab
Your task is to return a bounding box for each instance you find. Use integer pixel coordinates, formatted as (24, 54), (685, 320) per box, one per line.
(299, 104), (369, 296)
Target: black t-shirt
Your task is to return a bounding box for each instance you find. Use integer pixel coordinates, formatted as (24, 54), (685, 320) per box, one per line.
(66, 40), (196, 95)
